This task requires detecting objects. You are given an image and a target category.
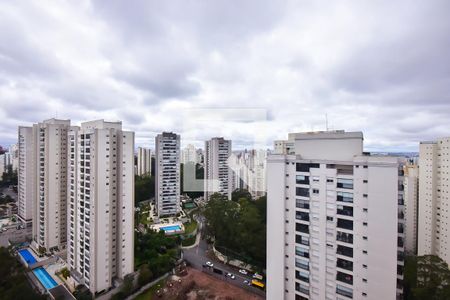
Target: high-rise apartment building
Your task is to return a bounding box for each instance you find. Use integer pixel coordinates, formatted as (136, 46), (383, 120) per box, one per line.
(267, 131), (405, 300)
(204, 137), (232, 200)
(137, 147), (152, 176)
(18, 127), (34, 226)
(418, 138), (450, 266)
(67, 120), (134, 294)
(0, 152), (12, 179)
(403, 161), (419, 254)
(9, 143), (19, 172)
(155, 132), (180, 217)
(229, 149), (267, 198)
(30, 119), (71, 252)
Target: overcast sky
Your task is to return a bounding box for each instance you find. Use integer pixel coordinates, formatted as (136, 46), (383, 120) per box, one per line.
(0, 1), (449, 151)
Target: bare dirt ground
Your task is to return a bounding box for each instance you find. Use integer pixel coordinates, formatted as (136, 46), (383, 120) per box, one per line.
(155, 267), (263, 300)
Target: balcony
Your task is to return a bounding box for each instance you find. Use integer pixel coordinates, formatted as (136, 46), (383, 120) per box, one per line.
(337, 245), (353, 258)
(296, 223), (309, 234)
(336, 271), (353, 285)
(296, 199), (310, 209)
(295, 270), (310, 283)
(296, 235), (309, 246)
(296, 175), (310, 185)
(295, 246), (309, 258)
(296, 211), (310, 222)
(296, 187), (310, 198)
(337, 192), (353, 203)
(398, 237), (404, 248)
(337, 219), (353, 230)
(398, 224), (404, 234)
(337, 205), (353, 217)
(296, 163), (320, 172)
(336, 285), (353, 298)
(337, 258), (353, 271)
(337, 232), (353, 244)
(337, 178), (353, 189)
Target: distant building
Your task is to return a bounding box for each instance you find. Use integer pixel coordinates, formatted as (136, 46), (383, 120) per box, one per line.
(267, 131), (405, 300)
(418, 138), (450, 266)
(137, 147), (152, 176)
(204, 137), (232, 200)
(0, 152), (12, 179)
(18, 127), (34, 226)
(230, 149), (267, 198)
(67, 120), (134, 294)
(273, 139), (295, 155)
(181, 144), (198, 164)
(155, 132), (181, 217)
(403, 161), (419, 254)
(9, 143), (19, 172)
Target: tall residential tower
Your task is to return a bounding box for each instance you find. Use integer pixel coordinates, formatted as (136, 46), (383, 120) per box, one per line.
(204, 137), (232, 200)
(155, 132), (180, 217)
(267, 131), (405, 300)
(137, 147), (152, 176)
(67, 120), (134, 294)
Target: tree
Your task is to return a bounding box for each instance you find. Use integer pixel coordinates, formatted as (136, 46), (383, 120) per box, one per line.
(404, 255), (450, 299)
(138, 264), (153, 287)
(135, 175), (155, 204)
(231, 188), (252, 202)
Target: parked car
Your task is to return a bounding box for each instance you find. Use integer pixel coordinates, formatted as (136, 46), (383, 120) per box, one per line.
(205, 261), (214, 267)
(253, 273), (263, 280)
(226, 273), (236, 280)
(239, 269), (248, 275)
(243, 280), (251, 286)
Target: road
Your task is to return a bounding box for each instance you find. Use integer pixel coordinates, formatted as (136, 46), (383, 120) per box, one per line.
(182, 222), (265, 298)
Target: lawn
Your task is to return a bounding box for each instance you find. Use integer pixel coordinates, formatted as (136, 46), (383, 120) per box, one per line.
(184, 220), (198, 235)
(181, 236), (196, 247)
(134, 278), (166, 300)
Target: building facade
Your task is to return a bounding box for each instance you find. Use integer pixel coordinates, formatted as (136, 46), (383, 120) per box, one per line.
(155, 132), (180, 217)
(267, 131), (405, 300)
(181, 144), (198, 165)
(18, 127), (34, 225)
(403, 161), (419, 254)
(137, 147), (152, 176)
(30, 119), (71, 252)
(67, 120), (134, 294)
(204, 137), (232, 200)
(418, 138), (450, 266)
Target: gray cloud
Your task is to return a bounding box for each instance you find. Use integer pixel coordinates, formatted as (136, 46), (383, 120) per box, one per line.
(0, 0), (449, 152)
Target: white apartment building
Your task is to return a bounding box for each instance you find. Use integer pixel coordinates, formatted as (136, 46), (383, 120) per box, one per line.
(204, 137), (232, 200)
(267, 131), (405, 300)
(274, 139), (295, 155)
(403, 161), (419, 254)
(137, 147), (152, 176)
(230, 149), (267, 198)
(181, 144), (198, 164)
(18, 127), (34, 225)
(0, 152), (12, 179)
(67, 120), (134, 294)
(9, 143), (19, 172)
(418, 138), (450, 266)
(155, 132), (181, 217)
(31, 119), (71, 252)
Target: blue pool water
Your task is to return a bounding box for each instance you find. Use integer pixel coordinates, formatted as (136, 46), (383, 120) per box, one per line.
(18, 249), (37, 265)
(161, 225), (182, 231)
(33, 267), (58, 290)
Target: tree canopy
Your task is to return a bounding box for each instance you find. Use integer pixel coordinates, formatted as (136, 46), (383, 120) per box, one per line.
(135, 175), (155, 204)
(202, 193), (266, 269)
(404, 255), (450, 300)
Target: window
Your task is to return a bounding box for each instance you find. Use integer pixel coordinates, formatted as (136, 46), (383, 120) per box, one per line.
(296, 223), (309, 234)
(312, 176), (320, 182)
(295, 246), (309, 258)
(296, 258), (309, 270)
(296, 175), (309, 184)
(327, 216), (333, 221)
(296, 163), (320, 172)
(296, 199), (309, 209)
(337, 258), (353, 271)
(337, 205), (353, 216)
(337, 231), (353, 244)
(337, 219), (353, 230)
(296, 211), (309, 222)
(327, 177), (334, 183)
(295, 270), (310, 283)
(337, 178), (353, 189)
(336, 271), (353, 285)
(296, 187), (310, 197)
(337, 245), (353, 257)
(312, 189), (319, 194)
(336, 284), (353, 298)
(337, 192), (353, 203)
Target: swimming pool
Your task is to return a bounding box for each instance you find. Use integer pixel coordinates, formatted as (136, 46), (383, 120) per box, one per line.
(18, 249), (37, 265)
(33, 267), (58, 290)
(160, 225), (182, 231)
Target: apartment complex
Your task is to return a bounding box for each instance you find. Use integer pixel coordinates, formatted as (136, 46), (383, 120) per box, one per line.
(0, 152), (11, 179)
(418, 138), (450, 266)
(155, 132), (180, 217)
(18, 126), (34, 225)
(30, 119), (71, 252)
(137, 147), (152, 176)
(67, 120), (134, 294)
(204, 137), (232, 200)
(267, 131), (405, 300)
(230, 149), (267, 198)
(403, 162), (419, 254)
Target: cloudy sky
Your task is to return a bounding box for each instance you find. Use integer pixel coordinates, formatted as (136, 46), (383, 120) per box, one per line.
(0, 0), (449, 151)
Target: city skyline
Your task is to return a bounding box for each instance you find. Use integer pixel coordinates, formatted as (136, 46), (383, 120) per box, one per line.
(0, 1), (449, 151)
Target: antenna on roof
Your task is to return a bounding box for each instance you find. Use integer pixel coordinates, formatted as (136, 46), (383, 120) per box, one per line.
(325, 113), (329, 131)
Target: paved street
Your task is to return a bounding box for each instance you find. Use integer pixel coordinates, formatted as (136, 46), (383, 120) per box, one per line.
(182, 224), (266, 298)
